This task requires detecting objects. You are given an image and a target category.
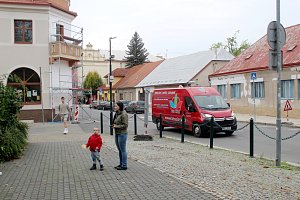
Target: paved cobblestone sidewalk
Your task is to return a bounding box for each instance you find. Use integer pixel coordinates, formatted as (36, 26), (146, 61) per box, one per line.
(0, 123), (218, 200)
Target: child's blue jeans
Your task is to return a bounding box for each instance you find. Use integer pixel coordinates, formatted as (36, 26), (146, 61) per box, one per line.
(91, 150), (103, 165)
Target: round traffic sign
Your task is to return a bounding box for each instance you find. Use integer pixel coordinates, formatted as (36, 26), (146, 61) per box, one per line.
(267, 21), (286, 50)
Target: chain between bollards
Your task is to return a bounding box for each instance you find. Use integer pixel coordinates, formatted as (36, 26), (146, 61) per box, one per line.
(210, 117), (214, 149)
(250, 118), (254, 157)
(100, 112), (103, 134)
(181, 115), (185, 143)
(159, 114), (163, 138)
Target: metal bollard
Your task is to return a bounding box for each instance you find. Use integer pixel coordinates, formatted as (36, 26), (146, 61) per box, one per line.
(159, 114), (163, 138)
(181, 115), (185, 143)
(100, 112), (103, 134)
(134, 113), (137, 135)
(250, 118), (254, 157)
(210, 117), (214, 149)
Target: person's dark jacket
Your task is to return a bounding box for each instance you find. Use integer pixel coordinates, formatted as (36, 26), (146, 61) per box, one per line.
(113, 111), (128, 134)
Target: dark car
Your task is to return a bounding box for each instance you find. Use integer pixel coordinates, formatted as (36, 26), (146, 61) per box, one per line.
(125, 101), (145, 113)
(118, 100), (130, 109)
(98, 101), (114, 110)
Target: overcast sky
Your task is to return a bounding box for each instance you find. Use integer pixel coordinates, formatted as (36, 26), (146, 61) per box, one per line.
(70, 0), (300, 58)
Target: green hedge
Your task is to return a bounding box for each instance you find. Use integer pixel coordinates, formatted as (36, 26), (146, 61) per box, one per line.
(0, 122), (28, 162)
(0, 75), (28, 162)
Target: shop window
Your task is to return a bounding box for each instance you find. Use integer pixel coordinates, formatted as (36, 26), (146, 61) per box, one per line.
(7, 67), (41, 104)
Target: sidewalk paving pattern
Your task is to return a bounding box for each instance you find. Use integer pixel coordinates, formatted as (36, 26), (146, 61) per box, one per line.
(0, 123), (218, 200)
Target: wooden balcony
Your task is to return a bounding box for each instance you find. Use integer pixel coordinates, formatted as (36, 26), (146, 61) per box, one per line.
(49, 41), (82, 65)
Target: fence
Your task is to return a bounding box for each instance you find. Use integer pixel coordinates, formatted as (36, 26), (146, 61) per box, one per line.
(97, 111), (300, 159)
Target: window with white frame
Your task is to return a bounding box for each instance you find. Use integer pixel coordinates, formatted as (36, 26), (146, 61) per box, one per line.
(217, 84), (226, 98)
(230, 83), (241, 99)
(251, 82), (264, 98)
(281, 80), (294, 99)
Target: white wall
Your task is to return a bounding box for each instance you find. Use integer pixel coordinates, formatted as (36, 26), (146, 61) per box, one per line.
(0, 3), (76, 112)
(48, 7), (75, 42)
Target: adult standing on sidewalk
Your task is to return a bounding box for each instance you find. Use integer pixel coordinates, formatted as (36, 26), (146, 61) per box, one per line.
(113, 101), (128, 170)
(59, 97), (70, 134)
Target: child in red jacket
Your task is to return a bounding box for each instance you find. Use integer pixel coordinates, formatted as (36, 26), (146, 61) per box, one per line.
(86, 128), (104, 170)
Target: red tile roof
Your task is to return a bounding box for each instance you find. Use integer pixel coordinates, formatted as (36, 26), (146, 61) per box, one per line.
(113, 61), (163, 89)
(103, 68), (128, 78)
(210, 24), (300, 77)
(0, 0), (77, 16)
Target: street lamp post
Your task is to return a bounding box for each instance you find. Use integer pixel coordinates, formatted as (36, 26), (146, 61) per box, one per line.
(109, 36), (116, 135)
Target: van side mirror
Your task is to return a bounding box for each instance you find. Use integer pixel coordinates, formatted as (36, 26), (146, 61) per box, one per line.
(227, 103), (230, 107)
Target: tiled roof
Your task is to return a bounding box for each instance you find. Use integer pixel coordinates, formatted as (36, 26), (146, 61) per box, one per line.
(0, 0), (77, 16)
(137, 48), (233, 87)
(114, 61), (163, 89)
(103, 68), (128, 78)
(210, 24), (300, 77)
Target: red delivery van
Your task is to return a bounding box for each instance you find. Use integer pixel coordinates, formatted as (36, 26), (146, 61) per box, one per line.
(152, 87), (237, 137)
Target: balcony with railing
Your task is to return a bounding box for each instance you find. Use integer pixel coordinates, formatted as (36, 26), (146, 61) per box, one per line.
(49, 40), (82, 64)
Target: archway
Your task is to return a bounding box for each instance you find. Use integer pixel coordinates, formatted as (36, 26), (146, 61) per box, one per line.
(7, 67), (41, 104)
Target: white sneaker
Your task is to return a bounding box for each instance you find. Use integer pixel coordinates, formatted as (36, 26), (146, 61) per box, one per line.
(63, 128), (67, 134)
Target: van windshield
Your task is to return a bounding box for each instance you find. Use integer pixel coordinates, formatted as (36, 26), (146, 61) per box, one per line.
(194, 95), (229, 110)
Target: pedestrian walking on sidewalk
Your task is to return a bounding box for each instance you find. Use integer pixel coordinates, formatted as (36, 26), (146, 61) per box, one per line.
(85, 127), (104, 171)
(113, 101), (128, 170)
(58, 96), (70, 134)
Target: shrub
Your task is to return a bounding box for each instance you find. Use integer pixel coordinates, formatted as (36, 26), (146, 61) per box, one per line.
(0, 122), (28, 162)
(0, 75), (28, 162)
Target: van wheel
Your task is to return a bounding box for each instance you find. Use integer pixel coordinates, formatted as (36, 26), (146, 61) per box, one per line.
(193, 124), (204, 137)
(156, 119), (164, 131)
(225, 131), (234, 136)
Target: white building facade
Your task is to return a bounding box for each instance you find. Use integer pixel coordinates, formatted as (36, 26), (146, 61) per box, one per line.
(0, 0), (82, 122)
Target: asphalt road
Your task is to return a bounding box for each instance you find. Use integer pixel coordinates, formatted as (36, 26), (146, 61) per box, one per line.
(79, 106), (300, 165)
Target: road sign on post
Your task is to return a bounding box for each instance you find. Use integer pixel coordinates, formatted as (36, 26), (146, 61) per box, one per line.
(251, 72), (257, 80)
(284, 100), (292, 111)
(251, 72), (257, 121)
(284, 100), (292, 122)
(267, 21), (286, 50)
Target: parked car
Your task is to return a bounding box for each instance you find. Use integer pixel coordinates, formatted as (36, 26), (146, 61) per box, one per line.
(118, 100), (131, 110)
(98, 101), (114, 110)
(125, 101), (145, 113)
(91, 100), (99, 109)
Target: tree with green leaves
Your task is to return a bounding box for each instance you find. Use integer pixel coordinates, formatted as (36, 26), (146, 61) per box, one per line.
(83, 71), (103, 95)
(210, 31), (251, 57)
(125, 32), (149, 68)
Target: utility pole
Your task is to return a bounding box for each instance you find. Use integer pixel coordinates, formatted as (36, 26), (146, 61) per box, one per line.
(267, 0), (286, 166)
(109, 37), (116, 135)
(275, 0), (282, 167)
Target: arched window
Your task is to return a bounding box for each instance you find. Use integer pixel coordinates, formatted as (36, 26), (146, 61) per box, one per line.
(7, 67), (41, 104)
